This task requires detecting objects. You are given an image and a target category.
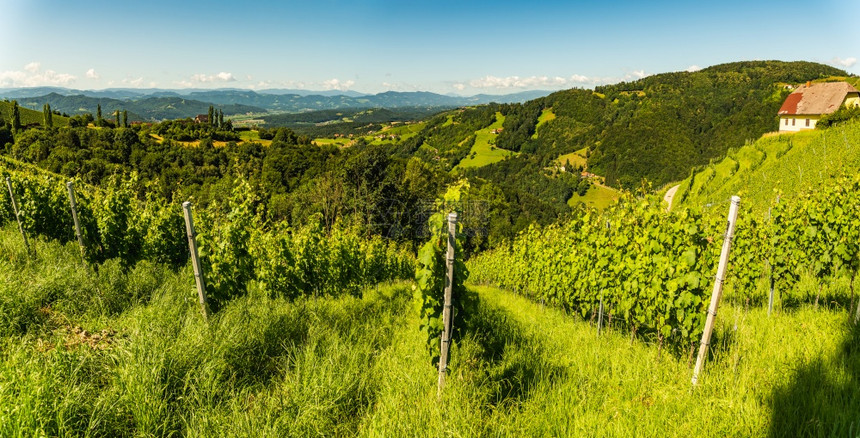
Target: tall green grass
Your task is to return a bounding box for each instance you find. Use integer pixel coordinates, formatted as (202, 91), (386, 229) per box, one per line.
(1, 224), (858, 436)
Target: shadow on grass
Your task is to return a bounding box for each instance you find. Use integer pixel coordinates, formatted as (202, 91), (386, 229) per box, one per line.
(769, 318), (860, 437)
(463, 298), (565, 406)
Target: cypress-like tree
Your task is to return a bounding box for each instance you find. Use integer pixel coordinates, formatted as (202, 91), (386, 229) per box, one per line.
(11, 100), (20, 134)
(97, 104), (103, 124)
(115, 110), (120, 128)
(208, 105), (215, 126)
(122, 110), (128, 128)
(46, 104), (53, 128)
(218, 109), (224, 128)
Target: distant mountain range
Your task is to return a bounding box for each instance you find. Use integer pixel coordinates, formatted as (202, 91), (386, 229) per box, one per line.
(0, 87), (552, 121)
(7, 93), (265, 123)
(0, 87), (370, 99)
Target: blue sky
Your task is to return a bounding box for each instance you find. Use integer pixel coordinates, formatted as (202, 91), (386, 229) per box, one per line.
(1, 0), (857, 94)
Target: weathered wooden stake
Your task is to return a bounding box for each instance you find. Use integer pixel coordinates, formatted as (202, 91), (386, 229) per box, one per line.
(597, 292), (604, 336)
(854, 296), (860, 325)
(767, 262), (775, 317)
(692, 195), (740, 386)
(66, 181), (86, 262)
(5, 177), (32, 257)
(437, 212), (457, 395)
(182, 202), (210, 320)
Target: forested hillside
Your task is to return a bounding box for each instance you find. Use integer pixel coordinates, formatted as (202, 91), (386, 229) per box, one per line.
(2, 61), (852, 255)
(482, 61), (847, 188)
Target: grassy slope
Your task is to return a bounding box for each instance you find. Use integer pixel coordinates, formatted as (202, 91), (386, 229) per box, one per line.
(468, 285), (860, 437)
(456, 112), (515, 169)
(313, 137), (352, 147)
(0, 101), (69, 127)
(368, 122), (425, 146)
(3, 224), (858, 436)
(675, 120), (860, 216)
(531, 108), (556, 139)
(555, 146), (620, 210)
(150, 130), (274, 148)
(556, 147), (588, 170)
(567, 183), (620, 210)
(238, 130), (273, 146)
(311, 122), (426, 148)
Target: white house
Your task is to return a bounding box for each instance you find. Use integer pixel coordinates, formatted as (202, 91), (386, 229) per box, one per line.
(778, 81), (860, 132)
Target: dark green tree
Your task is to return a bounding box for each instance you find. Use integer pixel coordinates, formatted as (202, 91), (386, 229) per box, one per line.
(208, 105), (215, 127)
(115, 110), (120, 128)
(122, 110), (128, 128)
(97, 104), (103, 124)
(218, 109), (224, 129)
(11, 100), (20, 134)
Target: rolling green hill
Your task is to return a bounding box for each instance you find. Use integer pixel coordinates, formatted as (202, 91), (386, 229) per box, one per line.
(674, 119), (860, 216)
(487, 61), (848, 189)
(0, 100), (69, 128)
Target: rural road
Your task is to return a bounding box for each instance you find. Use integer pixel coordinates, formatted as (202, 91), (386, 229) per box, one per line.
(663, 184), (680, 211)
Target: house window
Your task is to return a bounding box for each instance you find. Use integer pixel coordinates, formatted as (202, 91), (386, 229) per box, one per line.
(806, 119), (810, 127)
(792, 119), (795, 126)
(784, 118), (789, 126)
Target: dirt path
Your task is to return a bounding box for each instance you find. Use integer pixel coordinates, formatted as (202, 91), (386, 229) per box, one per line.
(663, 184), (680, 211)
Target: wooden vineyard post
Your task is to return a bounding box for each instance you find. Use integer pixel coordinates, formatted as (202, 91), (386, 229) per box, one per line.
(692, 196), (740, 386)
(768, 264), (775, 317)
(437, 212), (457, 395)
(5, 177), (32, 258)
(182, 202), (210, 320)
(597, 292), (604, 336)
(768, 195), (779, 317)
(66, 181), (86, 262)
(854, 298), (860, 325)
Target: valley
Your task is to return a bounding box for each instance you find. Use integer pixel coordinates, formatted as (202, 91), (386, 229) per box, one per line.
(2, 59), (860, 436)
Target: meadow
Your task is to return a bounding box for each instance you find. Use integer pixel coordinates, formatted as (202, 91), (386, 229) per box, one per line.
(456, 112), (516, 169)
(556, 147), (588, 170)
(566, 183), (620, 210)
(531, 108), (556, 139)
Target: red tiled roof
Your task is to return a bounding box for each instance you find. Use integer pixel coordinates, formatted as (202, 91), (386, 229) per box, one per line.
(778, 82), (860, 116)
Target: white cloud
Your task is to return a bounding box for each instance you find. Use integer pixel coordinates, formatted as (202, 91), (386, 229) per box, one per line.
(461, 69), (652, 91)
(322, 78), (355, 91)
(86, 68), (100, 79)
(469, 75), (571, 89)
(190, 72), (237, 83)
(380, 81), (423, 92)
(0, 62), (76, 87)
(466, 74), (598, 90)
(686, 65), (701, 72)
(832, 56), (857, 68)
(123, 77), (145, 87)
